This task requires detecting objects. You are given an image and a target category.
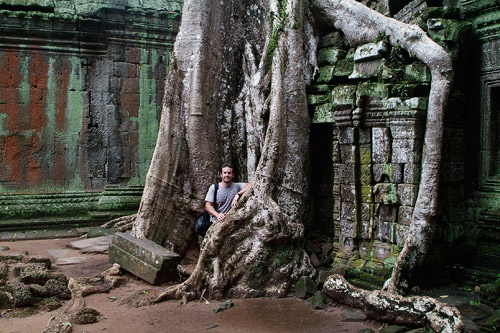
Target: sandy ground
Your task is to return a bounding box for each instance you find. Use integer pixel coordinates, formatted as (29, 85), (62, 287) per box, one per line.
(0, 238), (385, 333)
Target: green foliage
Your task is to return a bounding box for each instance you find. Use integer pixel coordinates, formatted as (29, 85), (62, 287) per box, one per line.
(388, 44), (406, 82)
(389, 45), (405, 65)
(393, 82), (412, 97)
(267, 0), (289, 66)
(470, 298), (481, 306)
(374, 31), (389, 43)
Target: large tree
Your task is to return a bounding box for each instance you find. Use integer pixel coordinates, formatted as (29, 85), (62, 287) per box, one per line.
(125, 0), (452, 303)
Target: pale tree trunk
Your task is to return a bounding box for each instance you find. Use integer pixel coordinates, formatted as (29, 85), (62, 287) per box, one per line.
(155, 0), (315, 301)
(130, 0), (453, 302)
(311, 0), (453, 294)
(131, 1), (246, 255)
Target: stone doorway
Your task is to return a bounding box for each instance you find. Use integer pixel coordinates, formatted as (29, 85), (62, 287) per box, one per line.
(309, 123), (335, 238)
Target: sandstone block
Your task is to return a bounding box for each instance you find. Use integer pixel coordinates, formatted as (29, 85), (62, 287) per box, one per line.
(360, 164), (372, 185)
(307, 94), (328, 106)
(404, 62), (431, 83)
(360, 186), (373, 203)
(398, 205), (414, 226)
(332, 85), (357, 110)
(392, 138), (422, 163)
(108, 232), (180, 285)
(332, 141), (340, 163)
(317, 47), (346, 66)
(404, 163), (421, 184)
(340, 144), (355, 163)
(333, 57), (354, 77)
(377, 221), (391, 242)
(353, 41), (387, 62)
(340, 185), (355, 202)
(340, 215), (356, 237)
(372, 128), (392, 164)
(349, 58), (384, 79)
(338, 127), (355, 144)
(378, 204), (397, 223)
(319, 31), (344, 48)
(385, 97), (428, 111)
(359, 144), (372, 165)
(356, 83), (391, 107)
(397, 184), (419, 206)
(316, 66), (335, 83)
(312, 103), (334, 123)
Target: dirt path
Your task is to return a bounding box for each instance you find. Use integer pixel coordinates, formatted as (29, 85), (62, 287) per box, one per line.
(0, 237), (384, 333)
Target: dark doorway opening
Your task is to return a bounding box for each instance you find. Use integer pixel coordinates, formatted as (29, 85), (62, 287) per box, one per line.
(309, 123), (335, 238)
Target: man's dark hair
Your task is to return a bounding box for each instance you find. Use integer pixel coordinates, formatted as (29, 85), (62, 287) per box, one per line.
(221, 162), (234, 172)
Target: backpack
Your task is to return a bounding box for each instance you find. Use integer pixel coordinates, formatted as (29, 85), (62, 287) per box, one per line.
(194, 183), (218, 236)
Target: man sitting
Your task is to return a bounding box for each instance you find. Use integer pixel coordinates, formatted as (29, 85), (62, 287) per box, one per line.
(205, 163), (250, 222)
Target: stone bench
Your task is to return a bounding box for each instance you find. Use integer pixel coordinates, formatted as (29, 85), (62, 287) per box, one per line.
(108, 232), (180, 285)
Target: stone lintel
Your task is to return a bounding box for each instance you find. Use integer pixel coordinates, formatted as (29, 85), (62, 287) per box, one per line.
(108, 232), (180, 285)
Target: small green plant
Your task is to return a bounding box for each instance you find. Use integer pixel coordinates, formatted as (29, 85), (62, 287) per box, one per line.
(396, 83), (412, 97)
(470, 298), (481, 306)
(374, 31), (389, 43)
(389, 44), (404, 64)
(267, 0), (289, 65)
(472, 271), (480, 286)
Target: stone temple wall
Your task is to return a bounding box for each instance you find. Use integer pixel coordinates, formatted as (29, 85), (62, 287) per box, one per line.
(309, 0), (472, 288)
(0, 0), (181, 233)
(461, 0), (500, 283)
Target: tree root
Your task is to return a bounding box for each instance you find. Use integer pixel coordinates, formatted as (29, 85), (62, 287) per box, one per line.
(101, 214), (137, 232)
(323, 275), (464, 333)
(43, 265), (126, 332)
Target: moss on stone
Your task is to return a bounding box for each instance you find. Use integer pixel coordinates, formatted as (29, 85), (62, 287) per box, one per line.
(317, 47), (346, 66)
(294, 276), (317, 299)
(0, 291), (11, 309)
(311, 104), (334, 123)
(7, 281), (35, 307)
(333, 57), (354, 77)
(74, 307), (100, 325)
(19, 265), (51, 285)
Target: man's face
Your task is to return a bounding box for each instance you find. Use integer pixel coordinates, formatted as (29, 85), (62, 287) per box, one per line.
(221, 167), (234, 184)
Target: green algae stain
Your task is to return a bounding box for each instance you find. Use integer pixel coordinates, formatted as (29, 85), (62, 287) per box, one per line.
(0, 53), (6, 137)
(0, 114), (7, 137)
(20, 52), (30, 107)
(136, 48), (160, 184)
(65, 56), (84, 190)
(43, 57), (57, 166)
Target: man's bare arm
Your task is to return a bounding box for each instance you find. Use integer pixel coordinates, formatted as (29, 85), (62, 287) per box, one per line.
(205, 201), (226, 220)
(231, 183), (251, 208)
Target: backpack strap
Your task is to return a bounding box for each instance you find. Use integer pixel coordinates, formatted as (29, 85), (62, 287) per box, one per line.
(213, 183), (219, 210)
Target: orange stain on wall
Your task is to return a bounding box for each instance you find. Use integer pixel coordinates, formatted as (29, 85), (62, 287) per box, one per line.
(1, 52), (22, 183)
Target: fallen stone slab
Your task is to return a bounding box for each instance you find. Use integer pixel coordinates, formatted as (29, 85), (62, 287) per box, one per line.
(81, 245), (109, 254)
(47, 249), (72, 260)
(108, 232), (180, 285)
(55, 257), (88, 265)
(69, 235), (114, 251)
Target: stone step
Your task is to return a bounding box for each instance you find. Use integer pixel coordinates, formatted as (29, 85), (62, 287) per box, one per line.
(108, 232), (180, 285)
